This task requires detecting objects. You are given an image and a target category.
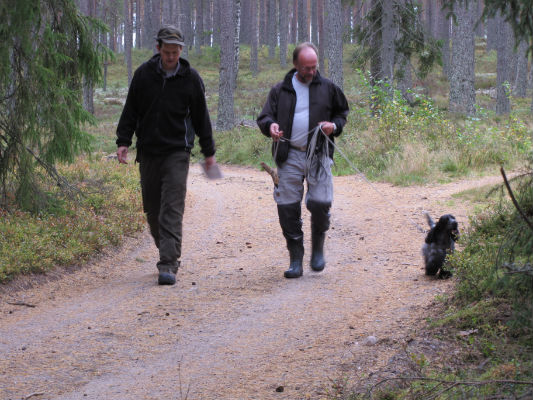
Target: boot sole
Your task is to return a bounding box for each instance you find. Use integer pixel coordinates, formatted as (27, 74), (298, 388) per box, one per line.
(284, 270), (303, 278)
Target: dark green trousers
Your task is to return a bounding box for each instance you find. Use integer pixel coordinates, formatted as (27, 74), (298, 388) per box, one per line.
(139, 151), (190, 273)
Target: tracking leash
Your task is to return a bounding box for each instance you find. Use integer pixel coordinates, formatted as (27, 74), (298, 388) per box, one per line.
(269, 124), (427, 234)
(268, 125), (425, 306)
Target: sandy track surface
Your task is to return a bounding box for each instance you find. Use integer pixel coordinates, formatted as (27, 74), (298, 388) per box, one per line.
(0, 165), (503, 400)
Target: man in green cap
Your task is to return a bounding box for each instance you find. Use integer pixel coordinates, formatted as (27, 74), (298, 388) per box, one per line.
(116, 25), (217, 285)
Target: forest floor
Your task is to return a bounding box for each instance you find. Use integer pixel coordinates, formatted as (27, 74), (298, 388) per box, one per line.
(0, 165), (503, 400)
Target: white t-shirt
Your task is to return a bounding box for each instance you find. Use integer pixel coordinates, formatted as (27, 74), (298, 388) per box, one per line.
(291, 73), (310, 148)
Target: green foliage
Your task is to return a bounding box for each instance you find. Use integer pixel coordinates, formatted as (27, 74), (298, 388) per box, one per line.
(332, 71), (532, 184)
(352, 0), (441, 81)
(0, 157), (144, 283)
(447, 159), (533, 340)
(0, 0), (105, 212)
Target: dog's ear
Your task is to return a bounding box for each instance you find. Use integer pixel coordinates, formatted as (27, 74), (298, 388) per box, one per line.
(434, 216), (447, 232)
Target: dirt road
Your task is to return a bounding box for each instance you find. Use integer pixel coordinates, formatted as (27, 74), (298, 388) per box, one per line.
(0, 165), (502, 400)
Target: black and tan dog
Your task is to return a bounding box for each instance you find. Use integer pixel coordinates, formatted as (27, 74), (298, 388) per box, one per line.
(422, 212), (459, 279)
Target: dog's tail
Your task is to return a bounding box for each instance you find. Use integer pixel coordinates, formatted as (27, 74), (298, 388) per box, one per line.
(423, 211), (435, 229)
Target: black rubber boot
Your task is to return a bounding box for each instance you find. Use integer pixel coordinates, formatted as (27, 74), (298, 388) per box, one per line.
(310, 232), (326, 271)
(284, 238), (304, 278)
(307, 200), (331, 272)
(278, 202), (304, 279)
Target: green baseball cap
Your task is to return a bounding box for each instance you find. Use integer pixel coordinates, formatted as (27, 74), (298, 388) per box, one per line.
(156, 25), (185, 46)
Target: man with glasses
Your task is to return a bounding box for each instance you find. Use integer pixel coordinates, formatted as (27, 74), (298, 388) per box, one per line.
(257, 42), (349, 279)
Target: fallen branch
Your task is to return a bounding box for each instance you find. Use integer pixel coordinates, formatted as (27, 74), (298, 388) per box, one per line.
(502, 263), (533, 277)
(24, 392), (45, 400)
(7, 301), (36, 308)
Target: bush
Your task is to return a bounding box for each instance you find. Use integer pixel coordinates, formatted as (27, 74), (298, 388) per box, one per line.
(0, 157), (144, 283)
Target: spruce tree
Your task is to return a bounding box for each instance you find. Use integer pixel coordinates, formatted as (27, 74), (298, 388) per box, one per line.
(0, 0), (103, 211)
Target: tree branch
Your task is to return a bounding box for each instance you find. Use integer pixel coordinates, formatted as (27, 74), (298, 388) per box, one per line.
(500, 167), (533, 233)
(502, 263), (533, 276)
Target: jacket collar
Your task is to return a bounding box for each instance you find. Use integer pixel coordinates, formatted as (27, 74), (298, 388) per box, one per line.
(148, 53), (191, 78)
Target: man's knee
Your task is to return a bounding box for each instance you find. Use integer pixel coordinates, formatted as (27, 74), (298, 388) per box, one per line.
(277, 202), (303, 240)
(306, 199), (331, 232)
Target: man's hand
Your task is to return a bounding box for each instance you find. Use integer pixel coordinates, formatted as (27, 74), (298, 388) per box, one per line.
(204, 155), (216, 169)
(117, 146), (129, 164)
(269, 123), (284, 142)
(318, 121), (336, 136)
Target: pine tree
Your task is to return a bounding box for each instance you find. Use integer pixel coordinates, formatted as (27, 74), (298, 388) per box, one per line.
(216, 0), (236, 131)
(448, 0), (476, 115)
(0, 0), (103, 211)
(326, 0), (344, 89)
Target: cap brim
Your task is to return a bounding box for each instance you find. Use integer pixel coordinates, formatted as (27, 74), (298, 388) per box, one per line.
(161, 39), (185, 46)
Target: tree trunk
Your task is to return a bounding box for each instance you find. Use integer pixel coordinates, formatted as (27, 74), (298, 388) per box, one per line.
(311, 0), (318, 45)
(206, 0), (213, 46)
(475, 0), (484, 37)
(437, 0), (450, 79)
(216, 0), (236, 130)
(136, 0), (142, 48)
(326, 0), (343, 89)
(152, 0), (161, 35)
(298, 0), (307, 42)
(212, 0), (221, 46)
(395, 0), (413, 104)
(233, 0), (241, 88)
(380, 0), (395, 88)
(526, 48), (533, 111)
(397, 54), (414, 104)
(318, 0), (325, 74)
(369, 0), (382, 88)
(259, 0), (267, 45)
(514, 39), (528, 98)
(143, 0), (153, 49)
(124, 0), (133, 86)
(82, 0), (95, 114)
(495, 12), (512, 115)
(424, 0), (433, 35)
(180, 0), (193, 57)
(240, 0), (251, 44)
(279, 0), (289, 67)
(486, 17), (497, 52)
(290, 0), (298, 44)
(344, 3), (353, 43)
(448, 0), (476, 115)
(250, 0), (259, 76)
(162, 0), (170, 24)
(195, 0), (204, 55)
(267, 0), (276, 59)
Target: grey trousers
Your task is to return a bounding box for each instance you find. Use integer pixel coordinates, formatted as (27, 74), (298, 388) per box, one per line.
(274, 148), (333, 206)
(274, 148), (333, 241)
(139, 151), (190, 273)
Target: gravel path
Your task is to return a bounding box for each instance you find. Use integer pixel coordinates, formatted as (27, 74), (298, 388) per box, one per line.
(0, 165), (503, 400)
